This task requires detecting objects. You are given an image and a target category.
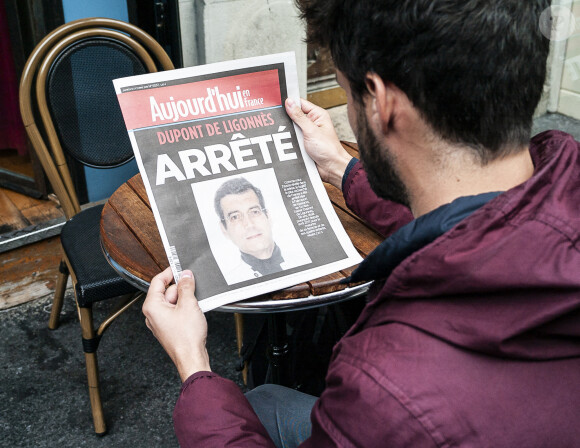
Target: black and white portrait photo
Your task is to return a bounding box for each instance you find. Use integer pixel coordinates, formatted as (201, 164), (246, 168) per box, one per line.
(192, 168), (312, 285)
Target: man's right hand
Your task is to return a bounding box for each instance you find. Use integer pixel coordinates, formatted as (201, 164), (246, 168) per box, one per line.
(285, 98), (353, 191)
(143, 268), (211, 383)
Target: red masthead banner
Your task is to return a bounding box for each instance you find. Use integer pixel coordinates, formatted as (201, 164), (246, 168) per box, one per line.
(117, 69), (282, 131)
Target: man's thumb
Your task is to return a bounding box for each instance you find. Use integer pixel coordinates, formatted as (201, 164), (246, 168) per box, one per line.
(177, 270), (196, 297)
(285, 98), (314, 132)
(177, 271), (203, 312)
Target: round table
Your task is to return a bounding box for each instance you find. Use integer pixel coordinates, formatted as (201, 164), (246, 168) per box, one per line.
(100, 141), (383, 384)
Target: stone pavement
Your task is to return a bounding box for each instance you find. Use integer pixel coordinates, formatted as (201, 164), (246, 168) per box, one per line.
(0, 290), (244, 448)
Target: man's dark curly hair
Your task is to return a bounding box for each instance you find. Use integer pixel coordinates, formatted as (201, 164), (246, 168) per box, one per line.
(297, 0), (550, 162)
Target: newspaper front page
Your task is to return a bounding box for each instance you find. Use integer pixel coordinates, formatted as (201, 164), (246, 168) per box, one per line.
(113, 52), (361, 311)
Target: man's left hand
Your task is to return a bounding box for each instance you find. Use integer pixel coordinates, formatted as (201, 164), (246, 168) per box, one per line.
(143, 267), (211, 382)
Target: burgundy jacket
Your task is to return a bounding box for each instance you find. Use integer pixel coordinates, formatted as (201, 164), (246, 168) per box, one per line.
(174, 131), (580, 447)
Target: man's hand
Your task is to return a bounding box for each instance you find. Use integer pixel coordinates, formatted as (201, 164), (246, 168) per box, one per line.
(285, 98), (353, 190)
(143, 268), (211, 382)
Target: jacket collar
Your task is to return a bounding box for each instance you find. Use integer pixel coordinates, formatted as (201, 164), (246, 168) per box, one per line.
(240, 244), (284, 276)
(345, 192), (503, 284)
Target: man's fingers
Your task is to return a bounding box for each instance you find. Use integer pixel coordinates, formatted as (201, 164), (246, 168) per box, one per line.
(165, 284), (178, 305)
(285, 97), (305, 119)
(149, 267), (175, 296)
(297, 98), (318, 115)
(286, 98), (317, 132)
(143, 267), (175, 319)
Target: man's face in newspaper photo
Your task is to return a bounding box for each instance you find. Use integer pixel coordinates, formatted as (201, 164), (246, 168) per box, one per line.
(219, 189), (275, 259)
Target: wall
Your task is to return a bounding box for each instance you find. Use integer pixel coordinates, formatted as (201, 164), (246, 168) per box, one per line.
(61, 0), (128, 22)
(178, 0), (307, 96)
(558, 0), (580, 118)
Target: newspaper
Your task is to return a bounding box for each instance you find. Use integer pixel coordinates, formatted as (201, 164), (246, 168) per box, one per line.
(113, 52), (362, 312)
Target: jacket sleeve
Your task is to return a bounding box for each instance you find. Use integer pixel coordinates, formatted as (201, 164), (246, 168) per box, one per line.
(172, 362), (435, 447)
(300, 353), (437, 448)
(173, 371), (275, 448)
(343, 160), (413, 237)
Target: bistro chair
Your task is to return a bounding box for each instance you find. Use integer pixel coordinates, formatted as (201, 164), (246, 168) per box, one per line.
(19, 17), (174, 434)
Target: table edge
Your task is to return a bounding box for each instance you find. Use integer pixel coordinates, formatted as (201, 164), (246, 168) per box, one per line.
(102, 240), (372, 314)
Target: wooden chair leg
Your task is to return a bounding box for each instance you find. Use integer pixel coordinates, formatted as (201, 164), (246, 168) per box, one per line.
(234, 313), (248, 385)
(79, 306), (107, 435)
(48, 261), (69, 330)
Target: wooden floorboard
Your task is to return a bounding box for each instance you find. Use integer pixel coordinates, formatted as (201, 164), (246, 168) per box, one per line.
(6, 189), (63, 225)
(0, 188), (30, 233)
(0, 184), (66, 308)
(0, 187), (63, 231)
(0, 236), (64, 310)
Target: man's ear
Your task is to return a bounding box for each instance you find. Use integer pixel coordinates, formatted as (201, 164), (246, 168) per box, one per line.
(220, 222), (229, 238)
(365, 73), (395, 136)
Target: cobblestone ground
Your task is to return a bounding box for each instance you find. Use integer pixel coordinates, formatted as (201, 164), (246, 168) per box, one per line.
(0, 291), (243, 448)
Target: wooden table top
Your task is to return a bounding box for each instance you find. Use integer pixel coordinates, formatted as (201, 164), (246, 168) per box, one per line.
(100, 142), (384, 305)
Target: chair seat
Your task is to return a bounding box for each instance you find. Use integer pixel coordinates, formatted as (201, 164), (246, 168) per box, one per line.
(60, 204), (138, 307)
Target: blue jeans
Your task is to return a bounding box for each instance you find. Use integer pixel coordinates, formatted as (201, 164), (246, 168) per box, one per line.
(245, 384), (318, 448)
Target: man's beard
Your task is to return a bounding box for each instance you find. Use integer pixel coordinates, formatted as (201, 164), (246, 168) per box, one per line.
(355, 107), (411, 208)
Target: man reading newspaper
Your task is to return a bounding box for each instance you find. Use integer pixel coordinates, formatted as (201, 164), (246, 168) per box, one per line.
(143, 0), (580, 446)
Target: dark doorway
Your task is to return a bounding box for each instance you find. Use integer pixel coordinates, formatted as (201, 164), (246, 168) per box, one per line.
(0, 0), (65, 198)
(127, 0), (183, 68)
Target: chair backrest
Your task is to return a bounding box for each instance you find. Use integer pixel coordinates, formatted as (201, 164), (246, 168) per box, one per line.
(19, 18), (174, 219)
